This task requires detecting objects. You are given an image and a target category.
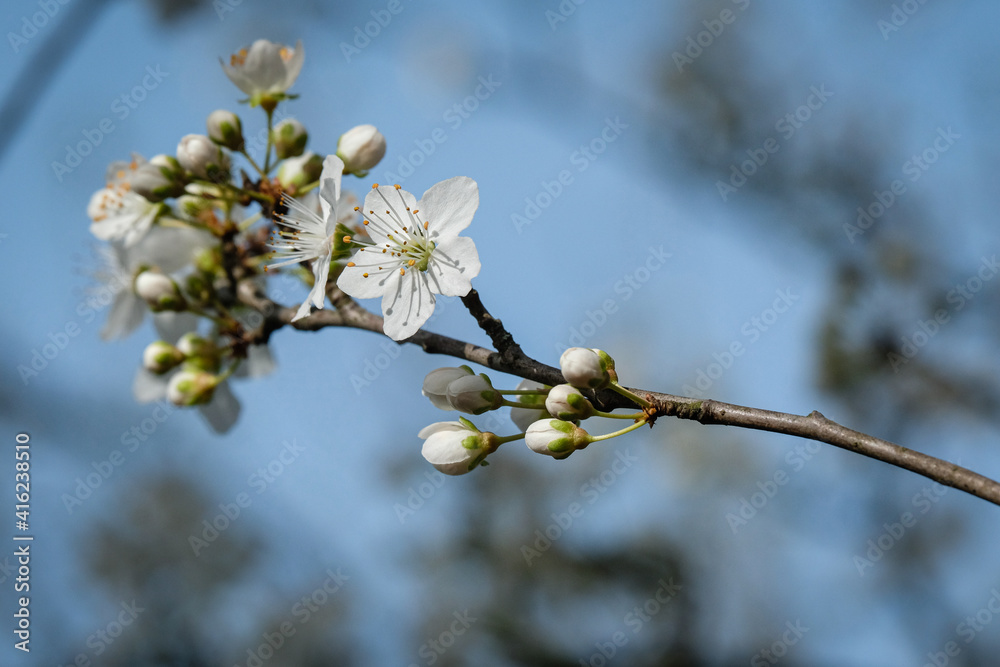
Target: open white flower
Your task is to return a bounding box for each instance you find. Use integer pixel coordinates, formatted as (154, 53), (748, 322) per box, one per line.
(267, 155), (360, 321)
(337, 177), (481, 341)
(221, 39), (304, 107)
(88, 156), (163, 247)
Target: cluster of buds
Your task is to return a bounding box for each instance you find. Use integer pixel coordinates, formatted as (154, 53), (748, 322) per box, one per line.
(419, 348), (652, 475)
(84, 38), (386, 432)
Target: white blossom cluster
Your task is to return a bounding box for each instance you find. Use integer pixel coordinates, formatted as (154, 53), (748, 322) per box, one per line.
(85, 39), (480, 431)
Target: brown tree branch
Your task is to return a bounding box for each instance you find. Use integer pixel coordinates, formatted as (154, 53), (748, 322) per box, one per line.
(235, 281), (1000, 509)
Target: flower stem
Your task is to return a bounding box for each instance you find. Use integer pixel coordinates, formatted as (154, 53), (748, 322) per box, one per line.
(592, 410), (645, 420)
(609, 382), (652, 408)
(240, 148), (266, 178)
(263, 107), (275, 174)
(588, 419), (648, 443)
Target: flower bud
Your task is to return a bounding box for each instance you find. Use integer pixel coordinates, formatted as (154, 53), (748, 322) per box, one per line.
(177, 134), (231, 181)
(545, 384), (594, 420)
(206, 109), (245, 150)
(176, 333), (220, 372)
(336, 124), (386, 176)
(446, 374), (503, 415)
(422, 366), (474, 411)
(559, 347), (612, 389)
(509, 379), (548, 432)
(130, 155), (186, 201)
(419, 419), (495, 475)
(134, 270), (186, 312)
(142, 341), (185, 375)
(167, 369), (219, 406)
(276, 151), (323, 189)
(271, 119), (308, 159)
(525, 419), (591, 459)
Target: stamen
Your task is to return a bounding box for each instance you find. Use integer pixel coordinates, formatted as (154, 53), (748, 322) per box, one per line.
(347, 262), (356, 267)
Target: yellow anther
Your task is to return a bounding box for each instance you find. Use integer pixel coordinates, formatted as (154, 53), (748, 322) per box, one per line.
(362, 272), (369, 278)
(423, 221), (429, 230)
(347, 262), (356, 267)
(394, 184), (401, 190)
(372, 183), (379, 189)
(343, 235), (352, 243)
(399, 267), (405, 275)
(407, 259), (416, 266)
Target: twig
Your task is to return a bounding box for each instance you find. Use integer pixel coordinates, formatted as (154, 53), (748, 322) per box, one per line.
(235, 281), (1000, 509)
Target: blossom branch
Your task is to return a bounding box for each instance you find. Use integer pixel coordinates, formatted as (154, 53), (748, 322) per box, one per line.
(236, 284), (1000, 509)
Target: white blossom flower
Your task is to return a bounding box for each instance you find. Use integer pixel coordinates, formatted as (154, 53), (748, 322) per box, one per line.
(221, 39), (304, 107)
(421, 366), (474, 410)
(337, 177), (481, 341)
(88, 156), (163, 247)
(509, 379), (548, 432)
(525, 419), (591, 459)
(87, 226), (210, 340)
(267, 155), (361, 321)
(419, 420), (491, 475)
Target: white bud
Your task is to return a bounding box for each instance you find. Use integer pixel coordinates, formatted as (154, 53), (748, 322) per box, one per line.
(422, 366), (474, 411)
(446, 374), (502, 415)
(277, 151), (323, 189)
(337, 124), (386, 176)
(419, 420), (492, 475)
(167, 370), (219, 406)
(509, 379), (548, 432)
(176, 333), (219, 372)
(271, 119), (308, 159)
(206, 109), (244, 150)
(134, 270), (186, 312)
(545, 384), (594, 420)
(142, 341), (185, 375)
(131, 155), (186, 201)
(177, 134), (230, 180)
(559, 347), (611, 389)
(525, 419), (590, 459)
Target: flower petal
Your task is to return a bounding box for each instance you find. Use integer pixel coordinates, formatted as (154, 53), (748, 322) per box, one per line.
(101, 292), (146, 341)
(319, 155), (344, 225)
(336, 251), (395, 299)
(380, 269), (433, 340)
(425, 236), (480, 297)
(419, 176), (479, 241)
(199, 380), (241, 434)
(361, 184), (419, 245)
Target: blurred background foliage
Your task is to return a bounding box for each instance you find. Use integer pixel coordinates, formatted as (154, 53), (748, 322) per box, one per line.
(1, 0), (999, 665)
